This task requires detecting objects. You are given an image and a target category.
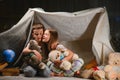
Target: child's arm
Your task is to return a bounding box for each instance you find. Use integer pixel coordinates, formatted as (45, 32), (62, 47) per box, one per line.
(22, 47), (32, 54)
(22, 43), (32, 54)
(53, 49), (73, 68)
(62, 49), (74, 62)
(56, 44), (74, 62)
(32, 50), (42, 61)
(23, 41), (42, 62)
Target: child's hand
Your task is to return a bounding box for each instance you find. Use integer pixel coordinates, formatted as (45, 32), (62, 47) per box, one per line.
(22, 47), (32, 54)
(32, 50), (42, 61)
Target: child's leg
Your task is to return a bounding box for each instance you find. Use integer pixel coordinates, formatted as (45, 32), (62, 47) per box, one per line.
(23, 66), (37, 77)
(37, 64), (51, 77)
(72, 58), (84, 72)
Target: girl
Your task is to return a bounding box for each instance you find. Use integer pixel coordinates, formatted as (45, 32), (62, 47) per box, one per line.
(42, 28), (75, 76)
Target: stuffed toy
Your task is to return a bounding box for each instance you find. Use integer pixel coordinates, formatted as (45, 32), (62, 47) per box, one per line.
(29, 40), (41, 53)
(28, 40), (48, 70)
(48, 50), (84, 77)
(48, 50), (70, 70)
(81, 66), (105, 80)
(93, 69), (105, 80)
(60, 60), (72, 71)
(108, 52), (120, 66)
(48, 50), (69, 63)
(60, 53), (82, 71)
(47, 60), (64, 75)
(56, 44), (67, 52)
(104, 65), (120, 80)
(48, 50), (84, 70)
(83, 58), (98, 69)
(63, 57), (84, 77)
(69, 54), (84, 74)
(103, 52), (120, 80)
(28, 40), (42, 65)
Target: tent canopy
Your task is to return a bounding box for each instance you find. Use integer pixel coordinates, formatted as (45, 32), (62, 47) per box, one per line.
(0, 7), (114, 66)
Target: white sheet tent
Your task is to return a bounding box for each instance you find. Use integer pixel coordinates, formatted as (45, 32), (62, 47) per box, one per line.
(0, 7), (114, 66)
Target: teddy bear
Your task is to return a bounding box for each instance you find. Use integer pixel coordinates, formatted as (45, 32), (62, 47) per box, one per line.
(27, 40), (42, 65)
(28, 40), (47, 70)
(103, 52), (120, 80)
(104, 65), (120, 80)
(93, 69), (106, 80)
(108, 52), (120, 66)
(48, 50), (70, 70)
(48, 50), (84, 77)
(80, 66), (105, 80)
(29, 39), (41, 53)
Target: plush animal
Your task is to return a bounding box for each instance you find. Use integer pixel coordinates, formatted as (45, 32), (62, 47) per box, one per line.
(47, 60), (64, 75)
(60, 53), (84, 71)
(93, 70), (105, 80)
(56, 44), (67, 52)
(48, 50), (69, 62)
(108, 52), (120, 66)
(63, 57), (84, 77)
(48, 50), (70, 70)
(81, 66), (105, 80)
(49, 50), (83, 70)
(60, 60), (72, 70)
(103, 52), (120, 80)
(28, 40), (42, 65)
(70, 53), (84, 73)
(29, 40), (41, 53)
(104, 65), (120, 80)
(83, 58), (98, 69)
(48, 50), (84, 77)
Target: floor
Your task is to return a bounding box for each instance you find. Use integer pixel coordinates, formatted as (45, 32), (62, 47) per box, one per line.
(0, 74), (92, 80)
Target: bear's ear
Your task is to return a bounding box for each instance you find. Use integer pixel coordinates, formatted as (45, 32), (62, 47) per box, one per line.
(29, 41), (34, 49)
(108, 52), (120, 65)
(108, 52), (115, 58)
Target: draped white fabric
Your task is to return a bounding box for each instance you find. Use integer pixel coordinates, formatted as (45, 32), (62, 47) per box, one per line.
(0, 7), (114, 65)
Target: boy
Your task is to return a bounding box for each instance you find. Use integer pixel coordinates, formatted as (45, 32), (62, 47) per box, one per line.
(22, 23), (51, 77)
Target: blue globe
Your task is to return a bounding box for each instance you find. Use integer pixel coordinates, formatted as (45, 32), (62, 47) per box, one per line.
(3, 49), (16, 63)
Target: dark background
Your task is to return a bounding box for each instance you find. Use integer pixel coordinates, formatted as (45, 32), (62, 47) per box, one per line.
(0, 0), (120, 51)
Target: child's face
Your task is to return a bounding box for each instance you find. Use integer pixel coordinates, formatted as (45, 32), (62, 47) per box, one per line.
(32, 28), (44, 43)
(42, 30), (50, 43)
